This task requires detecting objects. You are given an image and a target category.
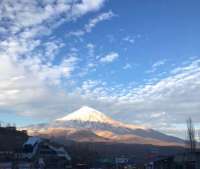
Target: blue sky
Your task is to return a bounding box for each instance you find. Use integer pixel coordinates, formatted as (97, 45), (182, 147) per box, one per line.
(0, 0), (200, 138)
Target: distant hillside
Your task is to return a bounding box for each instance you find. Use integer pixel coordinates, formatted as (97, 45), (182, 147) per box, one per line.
(0, 127), (28, 151)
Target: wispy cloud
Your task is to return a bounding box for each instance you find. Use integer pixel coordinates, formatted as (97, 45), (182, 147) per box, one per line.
(123, 36), (135, 44)
(147, 59), (167, 73)
(122, 34), (141, 44)
(100, 52), (119, 63)
(152, 60), (166, 68)
(123, 63), (132, 70)
(68, 11), (115, 36)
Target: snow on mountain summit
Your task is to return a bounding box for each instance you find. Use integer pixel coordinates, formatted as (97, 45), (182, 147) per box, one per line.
(56, 106), (118, 125)
(56, 106), (145, 129)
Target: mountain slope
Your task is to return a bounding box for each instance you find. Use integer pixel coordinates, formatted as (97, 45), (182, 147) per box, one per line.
(25, 106), (184, 146)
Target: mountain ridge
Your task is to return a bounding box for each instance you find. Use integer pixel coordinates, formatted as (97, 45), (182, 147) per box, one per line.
(23, 106), (184, 146)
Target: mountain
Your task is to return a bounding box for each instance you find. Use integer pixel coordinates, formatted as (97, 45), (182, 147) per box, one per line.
(55, 106), (145, 131)
(24, 106), (184, 146)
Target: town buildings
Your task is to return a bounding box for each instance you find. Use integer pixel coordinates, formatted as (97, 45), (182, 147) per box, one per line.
(144, 152), (200, 169)
(0, 130), (72, 169)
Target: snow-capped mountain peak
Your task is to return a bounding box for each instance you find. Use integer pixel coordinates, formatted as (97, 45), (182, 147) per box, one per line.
(24, 106), (184, 146)
(56, 106), (117, 124)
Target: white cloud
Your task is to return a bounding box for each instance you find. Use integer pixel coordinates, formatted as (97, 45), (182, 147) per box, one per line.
(100, 52), (119, 63)
(150, 112), (166, 118)
(123, 36), (135, 44)
(85, 11), (115, 32)
(36, 56), (79, 85)
(152, 60), (166, 68)
(72, 0), (105, 16)
(0, 0), (105, 35)
(0, 51), (80, 118)
(86, 43), (95, 58)
(68, 11), (115, 36)
(123, 63), (132, 70)
(147, 59), (167, 73)
(0, 0), (105, 118)
(43, 41), (65, 61)
(122, 34), (141, 44)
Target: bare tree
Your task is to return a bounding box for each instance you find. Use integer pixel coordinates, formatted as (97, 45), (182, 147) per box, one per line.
(6, 122), (11, 127)
(186, 117), (196, 153)
(198, 129), (200, 149)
